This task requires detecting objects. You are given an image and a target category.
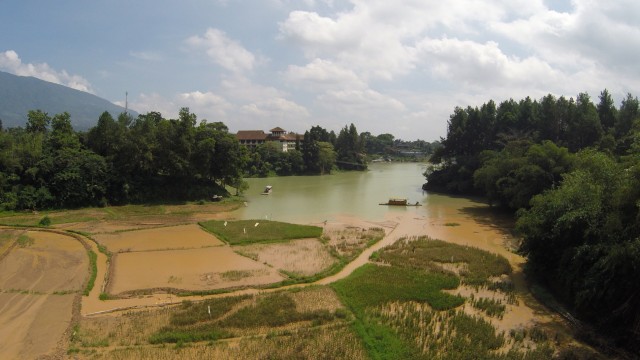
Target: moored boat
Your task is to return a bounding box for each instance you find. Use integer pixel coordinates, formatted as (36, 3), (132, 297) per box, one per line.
(379, 198), (421, 206)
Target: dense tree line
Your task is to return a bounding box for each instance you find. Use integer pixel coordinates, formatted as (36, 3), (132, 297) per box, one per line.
(0, 108), (246, 210)
(245, 123), (369, 176)
(244, 123), (439, 177)
(426, 90), (640, 352)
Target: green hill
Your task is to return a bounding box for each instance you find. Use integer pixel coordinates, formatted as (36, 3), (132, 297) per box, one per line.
(0, 71), (136, 130)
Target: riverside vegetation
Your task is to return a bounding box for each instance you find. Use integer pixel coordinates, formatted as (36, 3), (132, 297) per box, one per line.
(425, 89), (640, 355)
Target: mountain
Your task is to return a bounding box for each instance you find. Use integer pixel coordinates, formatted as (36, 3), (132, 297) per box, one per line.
(0, 71), (136, 130)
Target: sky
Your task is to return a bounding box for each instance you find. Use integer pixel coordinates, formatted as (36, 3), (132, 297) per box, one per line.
(1, 0), (639, 141)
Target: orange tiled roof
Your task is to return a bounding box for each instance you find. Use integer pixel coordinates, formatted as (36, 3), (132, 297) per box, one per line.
(236, 130), (267, 140)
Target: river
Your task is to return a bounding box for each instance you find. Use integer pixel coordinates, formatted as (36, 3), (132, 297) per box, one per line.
(235, 162), (435, 222)
(234, 162), (519, 263)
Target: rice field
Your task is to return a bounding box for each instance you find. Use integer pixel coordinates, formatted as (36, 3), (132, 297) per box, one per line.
(332, 236), (561, 360)
(70, 286), (365, 359)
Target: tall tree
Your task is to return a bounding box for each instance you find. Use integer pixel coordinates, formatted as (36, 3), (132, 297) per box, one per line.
(26, 110), (50, 133)
(567, 93), (602, 151)
(597, 89), (617, 132)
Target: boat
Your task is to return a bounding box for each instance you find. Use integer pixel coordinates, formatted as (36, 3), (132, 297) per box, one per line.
(379, 198), (421, 206)
(261, 185), (272, 195)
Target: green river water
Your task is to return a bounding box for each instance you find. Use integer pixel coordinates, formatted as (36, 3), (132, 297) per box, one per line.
(233, 162), (498, 226)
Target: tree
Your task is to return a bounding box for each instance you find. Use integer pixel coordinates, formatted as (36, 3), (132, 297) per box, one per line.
(302, 130), (321, 174)
(615, 93), (640, 153)
(516, 150), (640, 346)
(49, 112), (80, 151)
(335, 123), (366, 170)
(566, 93), (602, 151)
(317, 141), (336, 174)
(538, 94), (560, 142)
(597, 89), (617, 132)
(26, 110), (50, 133)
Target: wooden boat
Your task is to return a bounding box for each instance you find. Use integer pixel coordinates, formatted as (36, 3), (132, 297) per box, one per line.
(379, 198), (421, 206)
(261, 185), (272, 195)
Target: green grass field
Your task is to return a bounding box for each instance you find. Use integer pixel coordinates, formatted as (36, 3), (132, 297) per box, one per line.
(199, 220), (323, 245)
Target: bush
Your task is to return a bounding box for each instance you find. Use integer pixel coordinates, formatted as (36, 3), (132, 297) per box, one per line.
(38, 215), (52, 226)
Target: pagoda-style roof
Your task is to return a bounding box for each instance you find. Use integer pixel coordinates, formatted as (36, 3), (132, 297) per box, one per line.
(270, 127), (286, 132)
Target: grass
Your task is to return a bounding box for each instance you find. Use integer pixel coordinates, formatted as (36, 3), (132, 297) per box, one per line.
(220, 270), (253, 281)
(332, 264), (464, 360)
(199, 219), (322, 245)
(84, 250), (98, 296)
(0, 200), (243, 228)
(333, 264), (463, 311)
(377, 236), (512, 286)
(149, 291), (343, 345)
(471, 297), (506, 318)
(16, 234), (34, 247)
(218, 293), (335, 328)
(330, 236), (557, 360)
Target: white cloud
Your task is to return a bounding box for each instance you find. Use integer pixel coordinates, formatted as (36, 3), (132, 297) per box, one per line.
(241, 98), (310, 123)
(125, 91), (232, 122)
(123, 93), (177, 119)
(284, 58), (366, 90)
(178, 91), (232, 120)
(416, 37), (562, 92)
(279, 9), (417, 80)
(186, 28), (259, 73)
(492, 0), (640, 74)
(0, 50), (94, 93)
(317, 89), (406, 131)
(220, 75), (286, 103)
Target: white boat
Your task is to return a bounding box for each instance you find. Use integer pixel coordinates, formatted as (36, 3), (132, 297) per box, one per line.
(261, 185), (272, 195)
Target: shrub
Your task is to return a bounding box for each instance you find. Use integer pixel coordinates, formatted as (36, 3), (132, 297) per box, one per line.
(38, 215), (52, 226)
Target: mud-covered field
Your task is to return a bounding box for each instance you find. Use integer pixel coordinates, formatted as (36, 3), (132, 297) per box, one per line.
(0, 230), (88, 359)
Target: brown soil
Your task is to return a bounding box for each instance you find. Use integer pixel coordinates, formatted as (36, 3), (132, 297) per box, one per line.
(0, 231), (87, 293)
(0, 293), (75, 359)
(108, 247), (284, 295)
(0, 231), (88, 359)
(93, 224), (224, 252)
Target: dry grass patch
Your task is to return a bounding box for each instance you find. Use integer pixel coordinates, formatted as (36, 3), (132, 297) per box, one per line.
(290, 286), (345, 313)
(237, 238), (337, 277)
(323, 226), (385, 261)
(72, 325), (367, 360)
(74, 309), (174, 348)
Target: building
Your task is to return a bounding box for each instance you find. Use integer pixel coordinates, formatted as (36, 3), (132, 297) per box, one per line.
(236, 127), (303, 152)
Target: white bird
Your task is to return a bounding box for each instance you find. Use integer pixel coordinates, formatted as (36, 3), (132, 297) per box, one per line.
(255, 222), (259, 227)
(224, 221), (227, 227)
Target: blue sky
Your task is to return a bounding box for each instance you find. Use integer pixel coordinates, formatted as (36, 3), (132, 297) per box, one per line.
(1, 0), (639, 140)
